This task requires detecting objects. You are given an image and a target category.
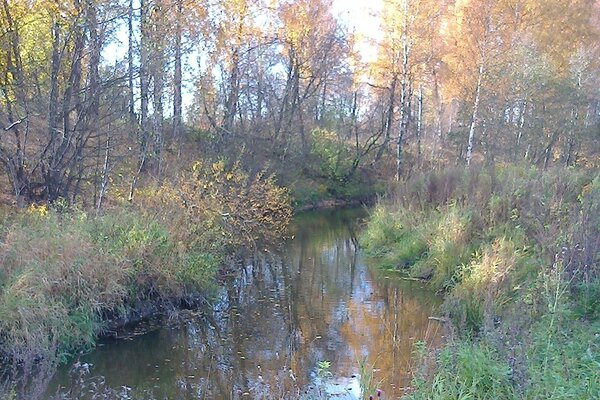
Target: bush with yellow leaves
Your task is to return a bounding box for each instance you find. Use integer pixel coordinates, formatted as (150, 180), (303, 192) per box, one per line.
(138, 159), (292, 252)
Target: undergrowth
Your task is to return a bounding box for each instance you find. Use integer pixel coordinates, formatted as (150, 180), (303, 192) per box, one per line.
(361, 165), (600, 399)
(0, 161), (291, 398)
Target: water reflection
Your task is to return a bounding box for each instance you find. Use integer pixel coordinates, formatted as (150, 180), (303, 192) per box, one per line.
(51, 208), (441, 399)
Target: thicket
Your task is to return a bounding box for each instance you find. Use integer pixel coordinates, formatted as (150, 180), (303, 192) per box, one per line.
(0, 161), (291, 396)
(361, 166), (600, 399)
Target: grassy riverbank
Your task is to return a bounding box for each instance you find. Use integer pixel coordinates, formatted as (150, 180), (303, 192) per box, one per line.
(0, 207), (222, 363)
(0, 162), (291, 393)
(361, 166), (600, 399)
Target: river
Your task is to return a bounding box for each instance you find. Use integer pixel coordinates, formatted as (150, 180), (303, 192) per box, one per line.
(49, 207), (441, 399)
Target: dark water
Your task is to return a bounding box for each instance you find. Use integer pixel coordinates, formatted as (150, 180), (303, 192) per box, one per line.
(50, 208), (441, 399)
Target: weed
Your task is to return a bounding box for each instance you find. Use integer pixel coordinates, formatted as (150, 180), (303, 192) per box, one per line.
(363, 166), (600, 400)
(357, 356), (383, 400)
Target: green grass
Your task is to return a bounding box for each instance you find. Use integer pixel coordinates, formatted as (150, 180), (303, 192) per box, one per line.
(409, 343), (516, 400)
(361, 204), (474, 288)
(408, 315), (600, 400)
(360, 206), (428, 268)
(361, 165), (600, 399)
(526, 316), (600, 399)
(572, 278), (600, 321)
(0, 208), (222, 364)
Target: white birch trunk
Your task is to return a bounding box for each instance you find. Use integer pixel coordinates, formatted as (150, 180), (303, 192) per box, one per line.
(466, 63), (484, 166)
(432, 68), (443, 158)
(97, 134), (110, 210)
(417, 86), (423, 160)
(396, 0), (410, 182)
(515, 100), (527, 161)
(128, 0), (135, 118)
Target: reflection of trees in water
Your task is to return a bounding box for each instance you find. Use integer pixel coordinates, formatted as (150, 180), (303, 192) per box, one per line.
(338, 277), (442, 397)
(47, 208), (439, 399)
(204, 212), (363, 397)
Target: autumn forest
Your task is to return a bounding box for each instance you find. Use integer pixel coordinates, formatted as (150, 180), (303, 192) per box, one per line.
(0, 0), (599, 399)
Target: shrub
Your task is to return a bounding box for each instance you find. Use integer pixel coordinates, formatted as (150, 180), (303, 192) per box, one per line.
(0, 212), (128, 361)
(0, 159), (292, 368)
(139, 159), (292, 251)
(310, 128), (354, 181)
(364, 166), (600, 399)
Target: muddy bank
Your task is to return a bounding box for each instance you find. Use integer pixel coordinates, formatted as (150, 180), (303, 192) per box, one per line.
(295, 195), (375, 212)
(100, 294), (210, 339)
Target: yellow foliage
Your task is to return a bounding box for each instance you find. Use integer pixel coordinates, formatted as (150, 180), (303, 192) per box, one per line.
(134, 159), (292, 252)
(26, 204), (48, 217)
(455, 238), (526, 309)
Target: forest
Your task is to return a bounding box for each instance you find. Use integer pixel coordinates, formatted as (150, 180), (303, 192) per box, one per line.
(0, 0), (599, 399)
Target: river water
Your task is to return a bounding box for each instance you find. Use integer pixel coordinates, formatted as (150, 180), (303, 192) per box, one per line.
(50, 208), (441, 399)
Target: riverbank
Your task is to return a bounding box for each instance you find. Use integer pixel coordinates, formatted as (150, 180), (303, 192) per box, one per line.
(287, 171), (383, 213)
(361, 166), (600, 399)
(294, 196), (375, 213)
(0, 164), (291, 397)
(45, 206), (439, 400)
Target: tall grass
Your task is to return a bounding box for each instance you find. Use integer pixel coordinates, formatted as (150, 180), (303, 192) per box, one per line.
(361, 165), (600, 399)
(0, 162), (292, 398)
(362, 166), (598, 291)
(0, 208), (221, 365)
(409, 342), (516, 400)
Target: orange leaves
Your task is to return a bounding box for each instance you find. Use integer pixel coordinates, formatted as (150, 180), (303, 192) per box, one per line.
(137, 158), (292, 253)
(278, 0), (342, 75)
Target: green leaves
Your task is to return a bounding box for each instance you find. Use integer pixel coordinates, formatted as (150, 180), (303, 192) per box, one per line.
(316, 360), (332, 378)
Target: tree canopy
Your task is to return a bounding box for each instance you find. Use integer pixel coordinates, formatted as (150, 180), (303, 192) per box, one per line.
(0, 0), (598, 207)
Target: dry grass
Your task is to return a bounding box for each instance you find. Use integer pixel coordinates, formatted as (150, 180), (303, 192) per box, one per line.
(362, 165), (600, 399)
(0, 161), (292, 398)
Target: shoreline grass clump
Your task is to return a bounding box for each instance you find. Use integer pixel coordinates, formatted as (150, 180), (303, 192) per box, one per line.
(0, 161), (291, 394)
(361, 165), (600, 399)
(0, 207), (223, 365)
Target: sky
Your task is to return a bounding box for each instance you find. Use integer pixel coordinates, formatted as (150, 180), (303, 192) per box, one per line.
(104, 0), (384, 65)
(102, 0), (385, 117)
(333, 0), (383, 62)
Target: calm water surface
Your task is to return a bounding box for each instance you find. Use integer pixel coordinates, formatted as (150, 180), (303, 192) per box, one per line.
(51, 208), (441, 399)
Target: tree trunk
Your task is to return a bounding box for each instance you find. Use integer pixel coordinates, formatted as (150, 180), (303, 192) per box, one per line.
(44, 11), (61, 198)
(97, 134), (110, 210)
(432, 67), (443, 158)
(543, 130), (559, 170)
(223, 49), (240, 135)
(86, 0), (100, 128)
(173, 0), (183, 154)
(139, 0), (149, 150)
(375, 75), (397, 162)
(466, 63), (484, 166)
(128, 0), (135, 119)
(395, 0), (410, 181)
(1, 0), (29, 205)
(152, 63), (164, 175)
(565, 74), (582, 167)
(514, 99), (527, 161)
(416, 86), (423, 161)
(130, 0), (150, 200)
(565, 107), (578, 167)
(86, 0), (101, 205)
